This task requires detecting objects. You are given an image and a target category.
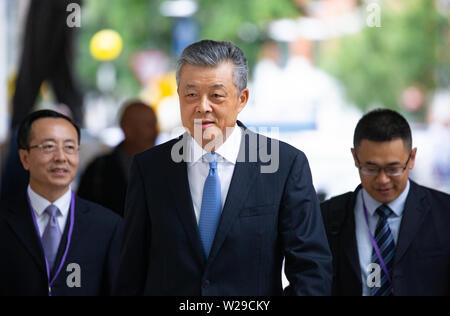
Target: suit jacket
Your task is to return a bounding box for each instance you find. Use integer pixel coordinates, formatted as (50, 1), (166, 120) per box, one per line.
(78, 143), (129, 217)
(115, 122), (332, 296)
(0, 194), (123, 296)
(321, 181), (450, 296)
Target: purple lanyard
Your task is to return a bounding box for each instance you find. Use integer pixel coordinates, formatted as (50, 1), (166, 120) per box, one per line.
(361, 192), (393, 285)
(27, 190), (75, 296)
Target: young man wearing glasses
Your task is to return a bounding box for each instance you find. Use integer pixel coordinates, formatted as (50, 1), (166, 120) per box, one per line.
(0, 110), (122, 296)
(321, 109), (450, 296)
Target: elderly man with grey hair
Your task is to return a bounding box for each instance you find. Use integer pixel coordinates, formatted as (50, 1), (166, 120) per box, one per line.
(114, 40), (332, 296)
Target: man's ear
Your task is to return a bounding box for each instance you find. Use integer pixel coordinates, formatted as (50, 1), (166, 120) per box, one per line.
(409, 147), (418, 170)
(237, 88), (249, 113)
(351, 148), (359, 168)
(19, 149), (30, 171)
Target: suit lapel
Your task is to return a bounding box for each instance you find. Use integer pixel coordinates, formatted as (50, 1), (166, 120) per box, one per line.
(70, 197), (89, 247)
(341, 188), (362, 289)
(395, 181), (429, 264)
(207, 126), (260, 262)
(208, 160), (259, 261)
(168, 135), (206, 266)
(4, 194), (46, 273)
(52, 196), (88, 275)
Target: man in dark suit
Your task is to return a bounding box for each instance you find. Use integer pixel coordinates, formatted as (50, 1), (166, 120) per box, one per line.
(78, 100), (158, 217)
(114, 40), (332, 296)
(321, 109), (450, 296)
(0, 110), (122, 296)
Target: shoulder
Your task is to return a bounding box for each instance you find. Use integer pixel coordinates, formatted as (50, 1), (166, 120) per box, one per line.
(412, 181), (450, 207)
(134, 137), (180, 165)
(247, 129), (308, 164)
(321, 191), (357, 209)
(320, 190), (358, 234)
(75, 197), (122, 228)
(321, 190), (358, 220)
(0, 192), (28, 216)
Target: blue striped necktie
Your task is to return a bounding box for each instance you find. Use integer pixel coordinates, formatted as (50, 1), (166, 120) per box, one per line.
(371, 204), (396, 296)
(198, 152), (222, 258)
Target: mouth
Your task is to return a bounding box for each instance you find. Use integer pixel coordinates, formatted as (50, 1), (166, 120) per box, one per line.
(376, 188), (393, 196)
(49, 167), (69, 177)
(195, 120), (216, 129)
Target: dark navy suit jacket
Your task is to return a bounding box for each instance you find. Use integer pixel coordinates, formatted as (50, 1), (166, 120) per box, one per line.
(115, 122), (332, 296)
(0, 194), (122, 296)
(321, 181), (450, 296)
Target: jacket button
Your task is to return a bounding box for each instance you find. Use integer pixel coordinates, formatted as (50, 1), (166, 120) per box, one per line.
(203, 280), (210, 288)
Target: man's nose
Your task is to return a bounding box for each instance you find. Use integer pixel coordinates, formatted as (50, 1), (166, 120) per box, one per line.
(375, 169), (391, 184)
(197, 95), (212, 113)
(53, 146), (67, 162)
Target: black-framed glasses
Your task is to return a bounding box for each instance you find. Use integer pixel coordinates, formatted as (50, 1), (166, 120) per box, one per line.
(28, 141), (79, 155)
(355, 151), (412, 177)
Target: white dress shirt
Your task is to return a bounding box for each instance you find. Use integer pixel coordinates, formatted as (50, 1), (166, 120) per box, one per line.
(27, 185), (72, 237)
(187, 125), (242, 224)
(354, 180), (410, 296)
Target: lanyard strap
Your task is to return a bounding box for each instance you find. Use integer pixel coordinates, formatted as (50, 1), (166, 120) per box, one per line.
(27, 191), (75, 296)
(361, 192), (393, 285)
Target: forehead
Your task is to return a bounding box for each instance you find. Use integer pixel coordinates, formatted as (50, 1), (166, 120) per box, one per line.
(30, 118), (78, 142)
(357, 139), (410, 160)
(178, 62), (235, 88)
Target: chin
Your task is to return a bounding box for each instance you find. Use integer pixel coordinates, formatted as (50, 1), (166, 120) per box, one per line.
(375, 193), (397, 204)
(49, 176), (73, 186)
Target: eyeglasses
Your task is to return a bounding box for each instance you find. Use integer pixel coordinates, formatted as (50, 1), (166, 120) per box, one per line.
(28, 141), (79, 155)
(355, 152), (412, 177)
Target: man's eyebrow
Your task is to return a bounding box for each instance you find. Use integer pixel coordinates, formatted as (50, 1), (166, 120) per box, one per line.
(41, 138), (56, 143)
(364, 161), (402, 166)
(386, 162), (402, 166)
(184, 84), (198, 89)
(210, 84), (226, 89)
(40, 138), (76, 143)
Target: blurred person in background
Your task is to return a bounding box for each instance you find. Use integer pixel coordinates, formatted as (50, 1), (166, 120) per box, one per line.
(0, 110), (122, 296)
(321, 109), (450, 296)
(78, 101), (158, 217)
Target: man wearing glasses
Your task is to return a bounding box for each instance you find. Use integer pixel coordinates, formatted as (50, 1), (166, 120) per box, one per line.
(0, 110), (122, 296)
(321, 109), (450, 296)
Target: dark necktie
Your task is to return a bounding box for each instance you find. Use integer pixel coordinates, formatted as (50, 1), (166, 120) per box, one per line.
(370, 204), (396, 296)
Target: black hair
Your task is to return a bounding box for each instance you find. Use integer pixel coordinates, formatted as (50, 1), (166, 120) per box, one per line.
(354, 108), (412, 150)
(17, 110), (81, 150)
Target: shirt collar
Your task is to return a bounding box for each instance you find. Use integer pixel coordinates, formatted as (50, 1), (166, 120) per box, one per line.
(27, 185), (72, 218)
(362, 180), (410, 217)
(188, 124), (242, 165)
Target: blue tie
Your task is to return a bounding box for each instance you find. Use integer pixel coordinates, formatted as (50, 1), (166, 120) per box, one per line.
(198, 152), (222, 258)
(371, 204), (396, 296)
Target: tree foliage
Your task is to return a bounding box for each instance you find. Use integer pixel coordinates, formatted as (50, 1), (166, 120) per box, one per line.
(319, 0), (448, 112)
(76, 0), (300, 96)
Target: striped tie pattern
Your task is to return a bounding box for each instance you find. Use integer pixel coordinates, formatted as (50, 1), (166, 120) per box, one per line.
(370, 204), (395, 296)
(198, 152), (222, 258)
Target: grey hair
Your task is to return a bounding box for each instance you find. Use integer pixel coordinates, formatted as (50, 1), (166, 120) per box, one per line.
(176, 40), (248, 94)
